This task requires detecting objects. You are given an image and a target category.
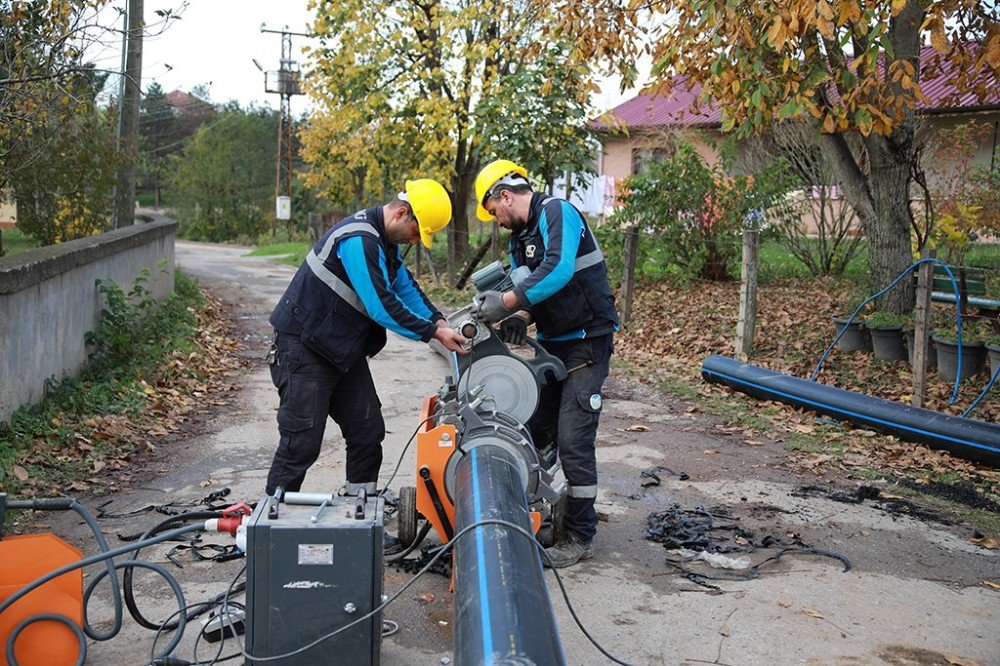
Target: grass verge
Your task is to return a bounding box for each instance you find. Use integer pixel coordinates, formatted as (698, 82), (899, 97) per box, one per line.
(0, 270), (224, 495)
(246, 241), (310, 266)
(0, 228), (40, 257)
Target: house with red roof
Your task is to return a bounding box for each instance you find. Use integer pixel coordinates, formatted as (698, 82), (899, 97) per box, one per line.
(592, 46), (999, 186)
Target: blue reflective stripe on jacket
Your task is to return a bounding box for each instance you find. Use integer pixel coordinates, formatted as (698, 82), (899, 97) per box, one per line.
(520, 200), (582, 304)
(268, 206), (440, 371)
(392, 248), (437, 320)
(339, 237), (433, 341)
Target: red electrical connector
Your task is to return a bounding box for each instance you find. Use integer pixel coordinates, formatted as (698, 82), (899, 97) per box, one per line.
(205, 502), (253, 535)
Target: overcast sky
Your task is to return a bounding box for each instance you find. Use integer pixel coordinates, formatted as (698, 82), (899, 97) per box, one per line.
(93, 0), (640, 114)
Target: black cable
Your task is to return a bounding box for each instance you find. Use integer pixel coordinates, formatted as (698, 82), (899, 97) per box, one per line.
(385, 521), (432, 563)
(377, 414), (435, 500)
(121, 510), (226, 631)
(218, 518), (632, 666)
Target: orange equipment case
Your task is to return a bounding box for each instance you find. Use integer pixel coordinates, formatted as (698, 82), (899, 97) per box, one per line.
(0, 533), (83, 666)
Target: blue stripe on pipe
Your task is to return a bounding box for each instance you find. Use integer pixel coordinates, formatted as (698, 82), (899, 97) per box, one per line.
(703, 367), (1000, 454)
(470, 448), (493, 663)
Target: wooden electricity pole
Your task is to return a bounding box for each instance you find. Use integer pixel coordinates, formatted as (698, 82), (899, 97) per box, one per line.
(113, 0), (143, 228)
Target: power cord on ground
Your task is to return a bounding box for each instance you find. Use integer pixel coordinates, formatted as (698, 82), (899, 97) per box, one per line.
(218, 518), (633, 666)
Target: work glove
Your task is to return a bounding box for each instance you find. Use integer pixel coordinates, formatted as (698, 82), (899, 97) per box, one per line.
(499, 314), (529, 346)
(478, 290), (514, 324)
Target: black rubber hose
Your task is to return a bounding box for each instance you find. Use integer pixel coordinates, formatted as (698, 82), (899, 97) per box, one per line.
(386, 521), (432, 563)
(121, 510), (225, 631)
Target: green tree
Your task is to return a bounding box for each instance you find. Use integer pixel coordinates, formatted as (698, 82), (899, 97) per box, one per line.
(9, 60), (120, 245)
(1, 0), (111, 188)
(138, 81), (177, 207)
(476, 43), (597, 193)
(11, 102), (120, 245)
(613, 142), (785, 280)
(302, 0), (600, 276)
(167, 103), (277, 242)
(558, 0), (998, 313)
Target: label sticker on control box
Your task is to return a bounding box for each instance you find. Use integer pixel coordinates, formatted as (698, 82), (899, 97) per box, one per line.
(298, 544), (333, 565)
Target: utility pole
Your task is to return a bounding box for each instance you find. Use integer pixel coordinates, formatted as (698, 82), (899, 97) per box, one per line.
(258, 25), (307, 232)
(114, 0), (143, 228)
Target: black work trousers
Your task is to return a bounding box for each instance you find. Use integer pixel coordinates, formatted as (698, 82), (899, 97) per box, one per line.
(265, 331), (385, 495)
(529, 334), (613, 542)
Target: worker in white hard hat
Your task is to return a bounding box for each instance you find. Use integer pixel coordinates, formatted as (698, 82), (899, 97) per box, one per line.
(265, 179), (467, 502)
(474, 159), (620, 568)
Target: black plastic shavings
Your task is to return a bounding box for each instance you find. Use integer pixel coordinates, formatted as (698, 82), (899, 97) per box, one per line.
(645, 505), (851, 590)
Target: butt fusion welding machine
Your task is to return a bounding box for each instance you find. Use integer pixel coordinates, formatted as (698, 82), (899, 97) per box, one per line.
(410, 260), (569, 548)
(241, 260), (570, 664)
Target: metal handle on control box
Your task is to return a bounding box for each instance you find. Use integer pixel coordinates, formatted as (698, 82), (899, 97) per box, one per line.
(284, 492), (336, 506)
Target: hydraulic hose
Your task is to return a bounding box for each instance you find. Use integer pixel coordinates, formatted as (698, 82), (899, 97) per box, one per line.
(5, 497), (124, 641)
(0, 522), (204, 663)
(811, 258), (965, 404)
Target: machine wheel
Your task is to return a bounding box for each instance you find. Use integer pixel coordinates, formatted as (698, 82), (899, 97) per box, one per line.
(397, 486), (418, 548)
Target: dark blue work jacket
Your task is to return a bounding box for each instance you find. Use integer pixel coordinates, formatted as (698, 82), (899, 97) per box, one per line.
(509, 193), (619, 340)
(269, 207), (442, 371)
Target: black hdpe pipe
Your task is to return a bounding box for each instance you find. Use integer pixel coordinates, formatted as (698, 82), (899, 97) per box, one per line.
(452, 445), (566, 666)
(701, 355), (1000, 467)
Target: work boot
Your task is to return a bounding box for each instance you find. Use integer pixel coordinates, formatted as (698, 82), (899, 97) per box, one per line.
(383, 533), (404, 556)
(342, 481), (378, 496)
(543, 534), (594, 569)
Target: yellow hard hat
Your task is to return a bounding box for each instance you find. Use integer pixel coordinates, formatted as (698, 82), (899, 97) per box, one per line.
(405, 178), (452, 248)
(475, 159), (529, 222)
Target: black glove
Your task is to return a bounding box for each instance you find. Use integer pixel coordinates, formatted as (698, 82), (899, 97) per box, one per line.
(499, 315), (528, 346)
(478, 290), (514, 323)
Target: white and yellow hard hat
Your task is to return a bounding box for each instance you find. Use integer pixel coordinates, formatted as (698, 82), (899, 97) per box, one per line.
(474, 159), (529, 222)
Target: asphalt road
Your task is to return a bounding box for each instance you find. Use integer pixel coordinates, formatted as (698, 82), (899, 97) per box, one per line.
(48, 238), (1000, 665)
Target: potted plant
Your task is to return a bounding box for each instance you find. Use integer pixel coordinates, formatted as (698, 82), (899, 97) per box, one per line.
(831, 295), (871, 353)
(864, 311), (909, 361)
(986, 332), (1000, 378)
(932, 320), (988, 382)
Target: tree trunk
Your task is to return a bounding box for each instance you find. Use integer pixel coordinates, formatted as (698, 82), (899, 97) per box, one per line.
(450, 163), (476, 283)
(819, 130), (915, 315)
(865, 137), (915, 313)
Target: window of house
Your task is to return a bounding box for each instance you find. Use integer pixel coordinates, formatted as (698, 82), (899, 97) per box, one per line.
(631, 147), (672, 175)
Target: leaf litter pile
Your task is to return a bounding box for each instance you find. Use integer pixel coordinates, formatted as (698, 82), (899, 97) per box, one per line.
(1, 289), (243, 497)
(618, 277), (1000, 499)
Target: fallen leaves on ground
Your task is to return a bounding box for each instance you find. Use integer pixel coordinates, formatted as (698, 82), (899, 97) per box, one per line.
(2, 291), (245, 496)
(971, 534), (998, 549)
(619, 277), (1000, 496)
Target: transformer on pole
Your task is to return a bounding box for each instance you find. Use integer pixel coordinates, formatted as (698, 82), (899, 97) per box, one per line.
(259, 25), (308, 226)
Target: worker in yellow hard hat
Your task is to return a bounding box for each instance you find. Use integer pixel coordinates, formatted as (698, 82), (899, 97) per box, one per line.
(474, 158), (620, 569)
(266, 178), (467, 529)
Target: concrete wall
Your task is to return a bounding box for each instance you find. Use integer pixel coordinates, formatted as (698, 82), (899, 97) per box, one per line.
(0, 220), (176, 422)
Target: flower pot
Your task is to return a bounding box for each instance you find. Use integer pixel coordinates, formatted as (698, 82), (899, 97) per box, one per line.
(831, 316), (871, 353)
(933, 336), (987, 382)
(987, 344), (1000, 378)
(868, 326), (907, 361)
(904, 330), (936, 372)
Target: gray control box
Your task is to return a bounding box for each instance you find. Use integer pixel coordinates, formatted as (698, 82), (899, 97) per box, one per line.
(244, 494), (384, 665)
